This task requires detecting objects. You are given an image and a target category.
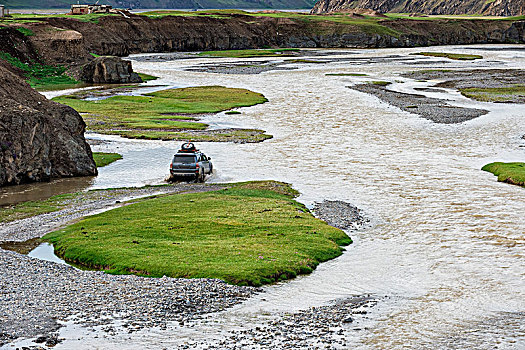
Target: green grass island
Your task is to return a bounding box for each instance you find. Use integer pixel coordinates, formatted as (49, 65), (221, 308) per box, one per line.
(412, 52), (483, 60)
(92, 152), (122, 167)
(482, 162), (525, 187)
(54, 85), (271, 142)
(43, 181), (352, 286)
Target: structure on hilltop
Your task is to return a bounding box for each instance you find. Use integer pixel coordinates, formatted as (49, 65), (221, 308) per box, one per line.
(69, 3), (112, 15)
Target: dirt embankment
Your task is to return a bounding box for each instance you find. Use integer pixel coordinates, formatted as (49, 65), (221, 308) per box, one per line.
(10, 14), (524, 64)
(311, 0), (525, 16)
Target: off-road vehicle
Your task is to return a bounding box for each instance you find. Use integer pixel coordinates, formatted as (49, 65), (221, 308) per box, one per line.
(169, 142), (213, 182)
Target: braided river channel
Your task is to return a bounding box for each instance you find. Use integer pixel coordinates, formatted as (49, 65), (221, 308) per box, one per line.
(5, 45), (524, 348)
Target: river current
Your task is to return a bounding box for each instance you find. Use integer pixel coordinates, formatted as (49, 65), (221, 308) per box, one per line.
(8, 45), (525, 348)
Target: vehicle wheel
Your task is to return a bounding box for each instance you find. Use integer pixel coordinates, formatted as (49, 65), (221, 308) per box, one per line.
(195, 171), (204, 183)
(209, 164), (213, 175)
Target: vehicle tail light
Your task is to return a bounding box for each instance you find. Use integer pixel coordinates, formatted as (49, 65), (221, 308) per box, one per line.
(195, 164), (200, 168)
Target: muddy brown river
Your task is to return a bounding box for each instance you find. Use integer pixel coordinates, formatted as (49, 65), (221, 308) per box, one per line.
(4, 45), (525, 348)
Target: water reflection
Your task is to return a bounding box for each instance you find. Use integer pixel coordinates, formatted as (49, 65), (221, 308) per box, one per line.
(0, 176), (95, 206)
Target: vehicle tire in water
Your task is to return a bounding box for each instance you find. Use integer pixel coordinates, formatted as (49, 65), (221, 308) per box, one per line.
(195, 171), (204, 183)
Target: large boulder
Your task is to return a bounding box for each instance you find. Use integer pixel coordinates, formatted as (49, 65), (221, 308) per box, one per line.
(0, 63), (97, 187)
(77, 56), (142, 84)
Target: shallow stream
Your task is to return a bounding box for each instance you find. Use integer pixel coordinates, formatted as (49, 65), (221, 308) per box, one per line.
(3, 45), (525, 348)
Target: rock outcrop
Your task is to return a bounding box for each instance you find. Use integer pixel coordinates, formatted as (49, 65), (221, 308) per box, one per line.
(75, 56), (142, 84)
(311, 0), (525, 16)
(0, 62), (97, 187)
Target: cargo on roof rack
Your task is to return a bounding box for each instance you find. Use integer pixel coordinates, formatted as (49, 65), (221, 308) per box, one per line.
(179, 142), (198, 153)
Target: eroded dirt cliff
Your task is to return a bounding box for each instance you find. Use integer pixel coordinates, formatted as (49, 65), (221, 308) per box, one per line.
(20, 13), (525, 61)
(310, 0), (525, 16)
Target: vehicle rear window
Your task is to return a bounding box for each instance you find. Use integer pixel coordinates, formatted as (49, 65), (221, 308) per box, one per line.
(173, 155), (196, 164)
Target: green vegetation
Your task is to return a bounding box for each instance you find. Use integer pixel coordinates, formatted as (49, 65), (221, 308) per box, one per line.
(140, 10), (402, 37)
(0, 51), (80, 90)
(93, 152), (122, 167)
(371, 81), (391, 86)
(460, 85), (525, 102)
(44, 181), (351, 286)
(89, 52), (101, 58)
(1, 12), (118, 24)
(326, 73), (368, 76)
(225, 111), (241, 115)
(286, 59), (325, 64)
(384, 13), (525, 21)
(482, 162), (525, 187)
(15, 27), (34, 36)
(199, 48), (299, 58)
(53, 86), (268, 141)
(137, 72), (158, 82)
(413, 52), (483, 60)
(0, 192), (78, 223)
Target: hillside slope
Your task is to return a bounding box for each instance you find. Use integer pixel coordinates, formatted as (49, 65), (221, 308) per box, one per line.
(311, 0), (525, 16)
(0, 0), (316, 10)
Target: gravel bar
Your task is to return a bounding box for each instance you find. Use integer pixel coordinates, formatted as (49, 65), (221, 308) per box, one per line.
(0, 250), (258, 346)
(0, 189), (369, 347)
(351, 83), (488, 124)
(0, 184), (261, 346)
(313, 200), (369, 232)
(188, 295), (378, 349)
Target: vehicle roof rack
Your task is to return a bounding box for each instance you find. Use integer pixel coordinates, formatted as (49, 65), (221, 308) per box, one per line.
(179, 142), (198, 153)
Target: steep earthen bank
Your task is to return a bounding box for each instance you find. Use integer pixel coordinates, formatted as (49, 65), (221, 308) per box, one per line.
(310, 0), (525, 17)
(0, 60), (97, 187)
(11, 14), (525, 63)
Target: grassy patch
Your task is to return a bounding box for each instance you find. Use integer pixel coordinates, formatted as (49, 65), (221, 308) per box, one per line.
(482, 162), (525, 187)
(0, 192), (78, 223)
(44, 181), (351, 286)
(326, 73), (368, 76)
(371, 81), (390, 86)
(0, 51), (80, 90)
(460, 85), (525, 102)
(412, 52), (483, 60)
(225, 111), (241, 115)
(15, 27), (34, 36)
(199, 48), (300, 58)
(137, 72), (158, 82)
(286, 59), (325, 64)
(53, 86), (268, 141)
(110, 128), (272, 143)
(93, 152), (122, 167)
(4, 12), (118, 24)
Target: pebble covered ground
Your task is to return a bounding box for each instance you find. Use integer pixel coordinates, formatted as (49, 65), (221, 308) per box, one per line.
(0, 184), (259, 347)
(0, 185), (368, 348)
(313, 200), (370, 232)
(187, 296), (378, 349)
(351, 83), (488, 124)
(0, 249), (258, 347)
